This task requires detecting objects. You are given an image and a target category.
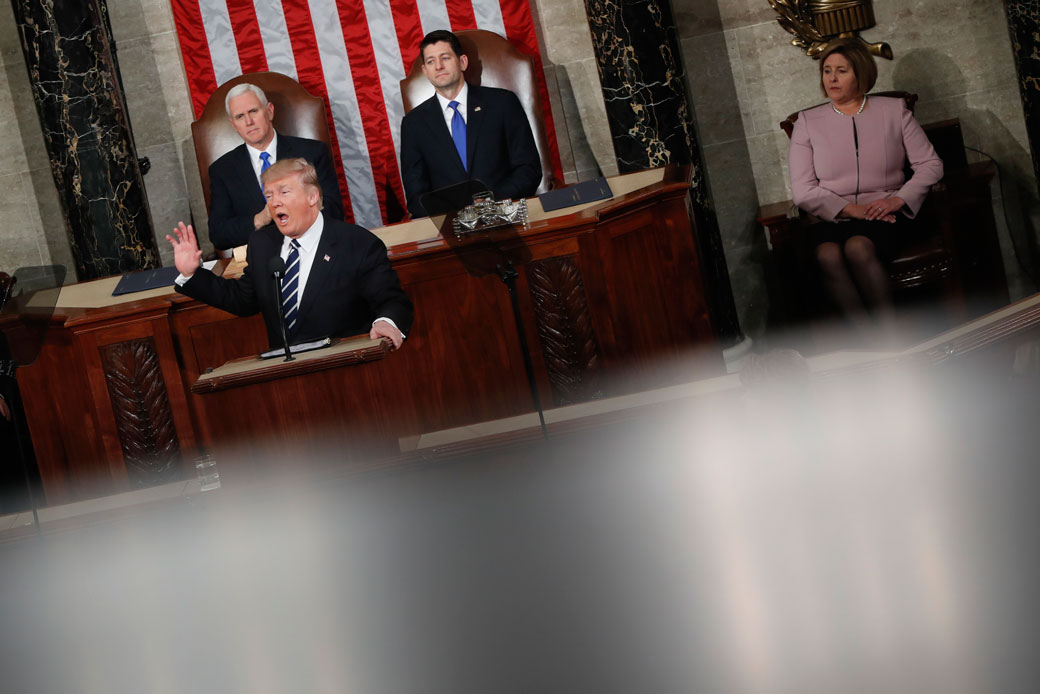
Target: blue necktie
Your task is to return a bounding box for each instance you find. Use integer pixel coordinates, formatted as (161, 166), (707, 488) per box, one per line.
(281, 239), (301, 335)
(259, 151), (271, 190)
(448, 100), (467, 171)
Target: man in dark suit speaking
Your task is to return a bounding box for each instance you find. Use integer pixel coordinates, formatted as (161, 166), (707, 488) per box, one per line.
(168, 158), (412, 350)
(208, 83), (345, 250)
(400, 30), (542, 218)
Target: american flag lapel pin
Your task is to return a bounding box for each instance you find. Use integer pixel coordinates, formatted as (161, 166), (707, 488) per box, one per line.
(324, 254), (331, 262)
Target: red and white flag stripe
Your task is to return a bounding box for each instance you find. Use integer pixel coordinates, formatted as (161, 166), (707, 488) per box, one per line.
(172, 0), (562, 229)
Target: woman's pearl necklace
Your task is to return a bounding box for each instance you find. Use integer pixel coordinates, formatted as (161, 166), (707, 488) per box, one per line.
(832, 95), (867, 116)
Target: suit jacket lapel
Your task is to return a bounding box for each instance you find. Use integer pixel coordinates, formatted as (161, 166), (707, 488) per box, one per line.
(465, 85), (485, 172)
(275, 134), (296, 160)
(253, 228), (283, 313)
(235, 144), (267, 204)
(296, 216), (339, 326)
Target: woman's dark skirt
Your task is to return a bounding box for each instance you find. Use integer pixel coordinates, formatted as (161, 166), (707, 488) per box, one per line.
(806, 214), (928, 262)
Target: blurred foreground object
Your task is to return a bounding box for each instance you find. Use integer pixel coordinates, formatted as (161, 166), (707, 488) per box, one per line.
(3, 313), (1040, 692)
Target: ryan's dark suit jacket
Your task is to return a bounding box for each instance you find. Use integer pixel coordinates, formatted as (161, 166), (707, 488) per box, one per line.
(400, 84), (541, 218)
(207, 133), (345, 249)
(177, 215), (413, 349)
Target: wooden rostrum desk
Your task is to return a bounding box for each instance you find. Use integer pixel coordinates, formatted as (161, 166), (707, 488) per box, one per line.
(12, 165), (722, 505)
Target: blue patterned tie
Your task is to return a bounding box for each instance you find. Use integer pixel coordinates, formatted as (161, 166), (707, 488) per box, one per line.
(281, 239), (301, 335)
(448, 100), (467, 171)
(259, 151), (271, 190)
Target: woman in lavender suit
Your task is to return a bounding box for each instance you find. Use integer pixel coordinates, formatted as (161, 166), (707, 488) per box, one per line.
(788, 39), (943, 328)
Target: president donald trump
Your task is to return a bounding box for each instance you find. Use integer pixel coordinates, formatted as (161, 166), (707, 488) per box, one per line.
(169, 158), (412, 350)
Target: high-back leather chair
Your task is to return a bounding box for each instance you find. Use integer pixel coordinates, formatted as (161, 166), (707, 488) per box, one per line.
(399, 30), (557, 194)
(191, 72), (333, 215)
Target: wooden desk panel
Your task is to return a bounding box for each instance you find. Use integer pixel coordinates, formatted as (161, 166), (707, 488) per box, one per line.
(11, 165), (721, 505)
(190, 338), (402, 471)
(14, 301), (201, 504)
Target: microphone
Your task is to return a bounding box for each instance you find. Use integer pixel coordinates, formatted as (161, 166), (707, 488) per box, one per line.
(267, 256), (294, 362)
(267, 255), (285, 276)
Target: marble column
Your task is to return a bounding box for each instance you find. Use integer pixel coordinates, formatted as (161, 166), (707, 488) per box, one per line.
(1004, 1), (1040, 196)
(583, 0), (743, 347)
(11, 0), (158, 281)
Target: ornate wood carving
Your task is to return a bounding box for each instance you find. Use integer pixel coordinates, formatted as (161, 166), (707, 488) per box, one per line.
(100, 338), (181, 488)
(527, 257), (605, 406)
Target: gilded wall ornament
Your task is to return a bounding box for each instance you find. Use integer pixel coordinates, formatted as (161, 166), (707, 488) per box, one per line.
(769, 0), (893, 59)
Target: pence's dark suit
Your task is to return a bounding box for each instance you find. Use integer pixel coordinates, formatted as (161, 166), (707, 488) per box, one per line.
(177, 216), (412, 349)
(400, 84), (541, 218)
(207, 134), (345, 249)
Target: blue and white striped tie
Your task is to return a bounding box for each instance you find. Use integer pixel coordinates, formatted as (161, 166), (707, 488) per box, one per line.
(281, 239), (301, 334)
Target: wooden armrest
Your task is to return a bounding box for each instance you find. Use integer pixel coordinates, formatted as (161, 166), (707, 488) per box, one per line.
(757, 200), (799, 226)
(758, 200), (814, 252)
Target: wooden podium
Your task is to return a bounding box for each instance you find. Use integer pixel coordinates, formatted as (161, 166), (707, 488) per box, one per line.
(188, 336), (404, 479)
(9, 165), (722, 505)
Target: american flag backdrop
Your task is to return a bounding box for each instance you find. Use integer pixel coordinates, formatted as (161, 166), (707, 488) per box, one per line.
(171, 0), (563, 229)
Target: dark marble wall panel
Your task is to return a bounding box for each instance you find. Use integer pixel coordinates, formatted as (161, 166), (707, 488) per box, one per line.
(583, 0), (743, 346)
(585, 0), (697, 174)
(1004, 1), (1040, 196)
(11, 0), (158, 281)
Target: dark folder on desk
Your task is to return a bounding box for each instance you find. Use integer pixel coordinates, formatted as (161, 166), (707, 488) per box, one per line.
(112, 266), (180, 296)
(538, 178), (613, 212)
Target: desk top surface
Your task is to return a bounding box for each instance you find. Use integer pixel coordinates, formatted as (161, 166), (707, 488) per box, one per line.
(192, 335), (390, 393)
(50, 168), (670, 310)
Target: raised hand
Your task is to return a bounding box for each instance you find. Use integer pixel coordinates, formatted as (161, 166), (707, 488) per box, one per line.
(166, 222), (204, 277)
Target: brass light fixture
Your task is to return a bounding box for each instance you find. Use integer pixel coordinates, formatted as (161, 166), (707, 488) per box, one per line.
(769, 0), (892, 59)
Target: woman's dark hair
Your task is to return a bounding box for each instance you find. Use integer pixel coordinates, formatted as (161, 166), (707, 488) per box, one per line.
(818, 39), (877, 97)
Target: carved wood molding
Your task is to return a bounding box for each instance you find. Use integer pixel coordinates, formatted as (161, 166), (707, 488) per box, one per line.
(527, 257), (605, 406)
(100, 337), (181, 488)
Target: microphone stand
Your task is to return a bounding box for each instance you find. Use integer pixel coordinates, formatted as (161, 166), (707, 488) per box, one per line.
(267, 257), (295, 363)
(496, 260), (548, 439)
(422, 182), (549, 441)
